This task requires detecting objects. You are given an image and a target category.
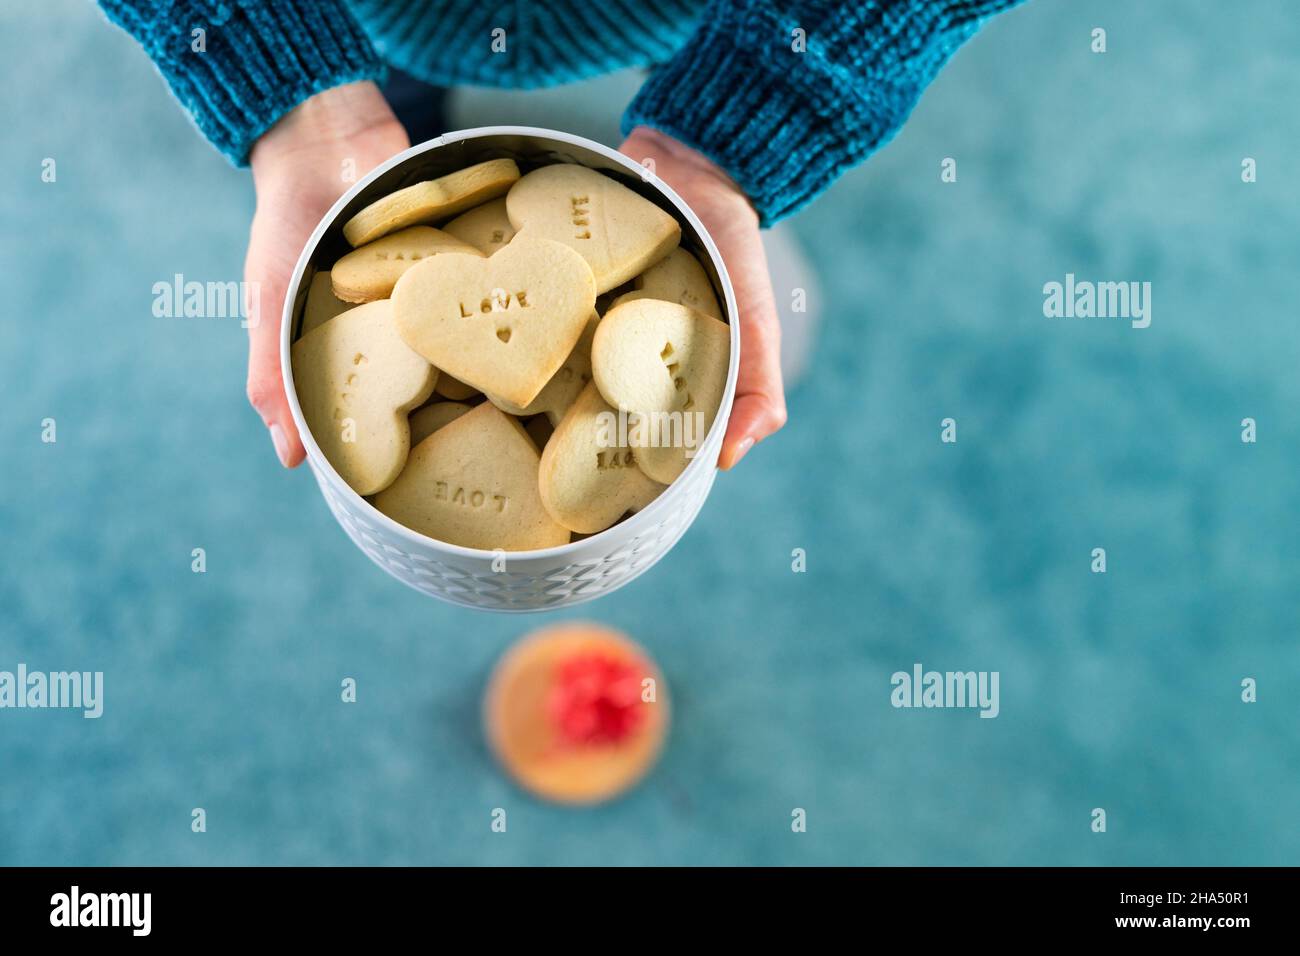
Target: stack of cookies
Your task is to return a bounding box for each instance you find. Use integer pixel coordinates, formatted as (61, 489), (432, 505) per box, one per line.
(291, 158), (731, 551)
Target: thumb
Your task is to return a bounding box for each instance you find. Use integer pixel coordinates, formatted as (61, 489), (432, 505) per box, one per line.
(244, 263), (306, 468)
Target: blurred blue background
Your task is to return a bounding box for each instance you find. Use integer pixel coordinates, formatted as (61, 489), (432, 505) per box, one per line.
(2, 0), (1298, 865)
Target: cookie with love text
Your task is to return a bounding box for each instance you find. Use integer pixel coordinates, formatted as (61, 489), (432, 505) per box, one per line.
(485, 312), (598, 425)
(506, 164), (680, 294)
(291, 300), (436, 495)
(373, 402), (571, 551)
(591, 298), (730, 484)
(392, 235), (595, 408)
(538, 382), (666, 534)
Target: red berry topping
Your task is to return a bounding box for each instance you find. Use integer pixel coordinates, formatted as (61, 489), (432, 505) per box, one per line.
(547, 651), (647, 746)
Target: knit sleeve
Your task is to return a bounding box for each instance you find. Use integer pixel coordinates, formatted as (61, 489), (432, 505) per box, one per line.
(97, 0), (385, 166)
(622, 0), (1025, 225)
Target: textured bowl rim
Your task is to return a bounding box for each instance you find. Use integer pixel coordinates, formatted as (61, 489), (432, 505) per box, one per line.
(281, 125), (741, 561)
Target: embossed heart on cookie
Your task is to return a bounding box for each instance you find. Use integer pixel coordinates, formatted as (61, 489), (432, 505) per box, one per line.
(506, 164), (681, 294)
(291, 299), (437, 496)
(392, 235), (596, 409)
(591, 298), (730, 484)
(539, 382), (666, 534)
(485, 312), (598, 425)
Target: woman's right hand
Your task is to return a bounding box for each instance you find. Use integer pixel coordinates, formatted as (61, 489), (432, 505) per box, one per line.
(244, 81), (410, 467)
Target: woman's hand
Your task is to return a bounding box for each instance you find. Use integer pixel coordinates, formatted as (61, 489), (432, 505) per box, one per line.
(619, 126), (787, 469)
(245, 81), (409, 466)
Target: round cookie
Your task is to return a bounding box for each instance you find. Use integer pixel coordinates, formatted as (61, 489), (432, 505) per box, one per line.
(331, 226), (483, 303)
(485, 622), (669, 804)
(342, 158), (521, 246)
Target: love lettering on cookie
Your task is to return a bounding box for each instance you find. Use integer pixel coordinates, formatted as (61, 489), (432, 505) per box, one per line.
(507, 164), (680, 293)
(373, 402), (570, 550)
(592, 298), (730, 484)
(486, 314), (597, 424)
(595, 449), (637, 471)
(433, 481), (507, 513)
(539, 382), (665, 534)
(570, 194), (591, 239)
(458, 288), (530, 322)
(392, 234), (594, 408)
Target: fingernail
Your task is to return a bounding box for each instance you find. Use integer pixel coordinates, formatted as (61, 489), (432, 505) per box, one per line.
(730, 436), (755, 466)
(269, 424), (291, 467)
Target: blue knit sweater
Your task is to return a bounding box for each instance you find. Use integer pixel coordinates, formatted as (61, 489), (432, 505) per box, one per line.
(98, 0), (1023, 224)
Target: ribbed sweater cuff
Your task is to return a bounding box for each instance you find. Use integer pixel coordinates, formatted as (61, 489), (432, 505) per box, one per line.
(623, 2), (1005, 225)
(100, 0), (384, 166)
(624, 51), (830, 225)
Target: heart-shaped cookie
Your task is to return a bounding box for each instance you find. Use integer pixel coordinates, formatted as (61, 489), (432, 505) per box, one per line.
(392, 235), (595, 408)
(506, 164), (680, 293)
(591, 298), (730, 484)
(373, 402), (571, 551)
(408, 400), (472, 445)
(442, 197), (517, 255)
(612, 247), (722, 319)
(539, 382), (666, 534)
(291, 300), (436, 495)
(301, 271), (354, 334)
(486, 312), (598, 424)
(342, 158), (521, 246)
(331, 226), (483, 303)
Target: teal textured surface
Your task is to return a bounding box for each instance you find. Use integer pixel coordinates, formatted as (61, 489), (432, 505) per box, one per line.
(2, 0), (1298, 864)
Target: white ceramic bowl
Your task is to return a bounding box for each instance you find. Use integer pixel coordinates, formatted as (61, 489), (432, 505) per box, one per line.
(281, 127), (740, 611)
